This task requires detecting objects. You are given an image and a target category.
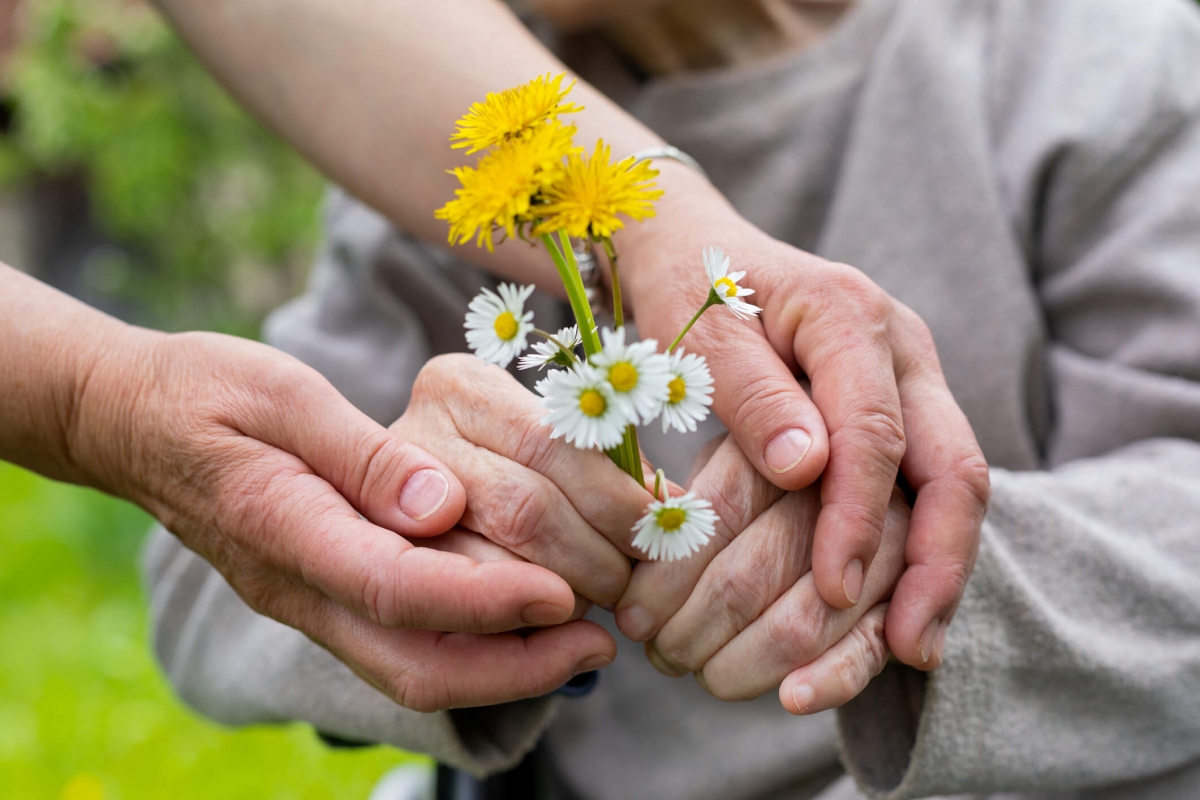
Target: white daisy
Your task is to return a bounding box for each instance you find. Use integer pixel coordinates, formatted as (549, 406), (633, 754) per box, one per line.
(538, 363), (630, 450)
(518, 325), (581, 371)
(464, 283), (535, 368)
(631, 492), (719, 561)
(589, 327), (672, 425)
(703, 246), (761, 320)
(660, 349), (715, 433)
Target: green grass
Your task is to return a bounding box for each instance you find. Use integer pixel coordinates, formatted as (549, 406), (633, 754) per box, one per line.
(0, 461), (415, 799)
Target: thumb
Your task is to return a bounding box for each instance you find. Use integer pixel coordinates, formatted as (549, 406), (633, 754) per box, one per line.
(240, 362), (467, 536)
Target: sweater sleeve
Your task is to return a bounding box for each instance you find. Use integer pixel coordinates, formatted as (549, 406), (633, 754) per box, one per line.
(838, 0), (1200, 796)
(142, 528), (560, 776)
(140, 191), (564, 777)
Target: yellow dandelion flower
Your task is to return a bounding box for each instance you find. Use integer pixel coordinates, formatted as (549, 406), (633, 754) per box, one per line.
(436, 121), (579, 251)
(533, 140), (663, 240)
(450, 73), (585, 154)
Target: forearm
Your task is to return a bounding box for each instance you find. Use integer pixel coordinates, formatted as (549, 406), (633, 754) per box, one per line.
(0, 264), (152, 488)
(153, 0), (722, 286)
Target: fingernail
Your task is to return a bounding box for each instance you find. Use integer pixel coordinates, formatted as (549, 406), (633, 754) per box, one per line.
(616, 605), (656, 642)
(399, 469), (449, 521)
(842, 558), (864, 605)
(575, 654), (612, 674)
(765, 428), (813, 474)
(791, 683), (815, 714)
(933, 619), (949, 665)
(694, 671), (713, 695)
(645, 641), (686, 678)
(521, 600), (569, 626)
(919, 618), (941, 664)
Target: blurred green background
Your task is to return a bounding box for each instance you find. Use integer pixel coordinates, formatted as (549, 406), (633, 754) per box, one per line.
(0, 0), (415, 797)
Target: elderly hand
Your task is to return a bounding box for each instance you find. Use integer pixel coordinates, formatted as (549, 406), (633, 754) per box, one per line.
(617, 435), (908, 711)
(72, 331), (653, 712)
(621, 173), (989, 669)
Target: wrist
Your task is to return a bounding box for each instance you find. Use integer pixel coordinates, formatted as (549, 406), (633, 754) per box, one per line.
(614, 161), (739, 312)
(64, 322), (169, 499)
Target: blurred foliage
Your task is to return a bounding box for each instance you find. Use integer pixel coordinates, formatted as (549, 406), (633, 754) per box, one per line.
(0, 461), (417, 798)
(0, 0), (324, 334)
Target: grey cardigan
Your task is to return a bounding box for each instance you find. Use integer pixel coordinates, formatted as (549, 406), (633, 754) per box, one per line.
(143, 0), (1200, 798)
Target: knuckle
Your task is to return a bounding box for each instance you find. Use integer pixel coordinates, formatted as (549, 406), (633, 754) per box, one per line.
(508, 410), (562, 472)
(386, 661), (444, 713)
(493, 487), (551, 552)
(704, 672), (746, 703)
(349, 430), (406, 511)
(827, 264), (889, 318)
(412, 354), (471, 401)
(702, 484), (749, 548)
(729, 372), (800, 439)
(953, 449), (993, 510)
(652, 635), (699, 674)
(894, 302), (937, 351)
(358, 555), (406, 629)
(833, 615), (889, 698)
(713, 564), (770, 634)
(763, 600), (825, 666)
(831, 499), (889, 547)
(840, 407), (907, 468)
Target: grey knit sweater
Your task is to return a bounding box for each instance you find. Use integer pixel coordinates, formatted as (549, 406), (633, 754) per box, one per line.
(143, 0), (1200, 797)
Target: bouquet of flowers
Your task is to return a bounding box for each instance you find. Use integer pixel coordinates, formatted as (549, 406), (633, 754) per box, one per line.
(436, 74), (761, 561)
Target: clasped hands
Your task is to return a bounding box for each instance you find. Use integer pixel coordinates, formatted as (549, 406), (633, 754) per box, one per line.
(89, 210), (988, 715)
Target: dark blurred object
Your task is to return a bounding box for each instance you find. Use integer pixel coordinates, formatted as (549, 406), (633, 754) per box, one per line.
(0, 0), (323, 336)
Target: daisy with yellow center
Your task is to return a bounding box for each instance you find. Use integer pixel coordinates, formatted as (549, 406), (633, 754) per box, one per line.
(436, 120), (578, 251)
(533, 140), (663, 240)
(464, 283), (535, 368)
(703, 245), (761, 320)
(632, 491), (719, 562)
(660, 348), (715, 433)
(538, 363), (630, 451)
(519, 325), (582, 371)
(450, 73), (584, 154)
(590, 326), (672, 425)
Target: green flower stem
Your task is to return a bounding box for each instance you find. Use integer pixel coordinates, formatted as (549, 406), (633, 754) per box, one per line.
(532, 328), (577, 362)
(668, 293), (720, 353)
(542, 232), (601, 357)
(600, 237), (624, 329)
(623, 424), (645, 486)
(543, 231), (643, 483)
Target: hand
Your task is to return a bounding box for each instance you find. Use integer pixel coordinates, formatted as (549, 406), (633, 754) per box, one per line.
(392, 352), (658, 608)
(72, 331), (632, 711)
(621, 177), (989, 668)
(616, 435), (908, 708)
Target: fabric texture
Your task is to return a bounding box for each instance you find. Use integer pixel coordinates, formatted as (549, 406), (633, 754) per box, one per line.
(143, 0), (1200, 797)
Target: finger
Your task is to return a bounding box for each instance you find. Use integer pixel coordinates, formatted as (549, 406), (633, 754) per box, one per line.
(234, 353), (466, 536)
(697, 489), (908, 701)
(683, 303), (830, 492)
(615, 436), (783, 642)
(768, 264), (907, 610)
(222, 444), (576, 631)
(426, 431), (631, 608)
(417, 528), (593, 622)
(415, 527), (523, 562)
(428, 354), (655, 553)
(884, 311), (989, 668)
(647, 488), (817, 675)
(274, 581), (616, 712)
(779, 603), (890, 715)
